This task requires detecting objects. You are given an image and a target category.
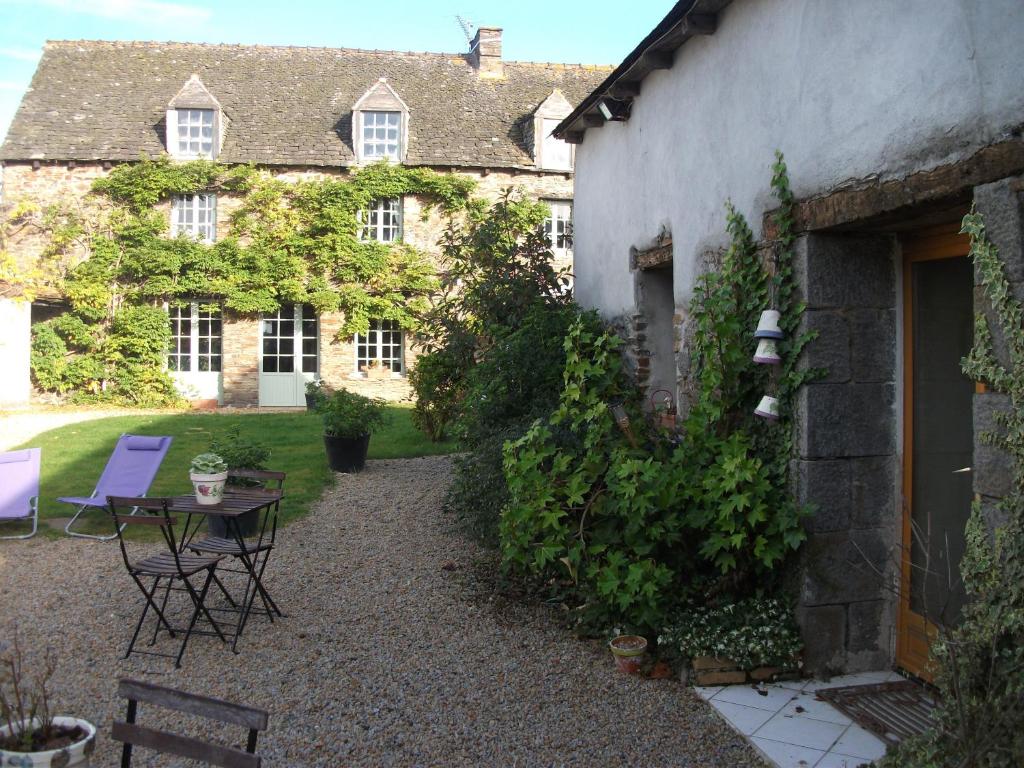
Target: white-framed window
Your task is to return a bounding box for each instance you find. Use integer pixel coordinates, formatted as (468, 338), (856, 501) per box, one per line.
(355, 319), (404, 375)
(544, 201), (573, 256)
(361, 111), (401, 161)
(168, 302), (222, 372)
(174, 108), (215, 158)
(359, 198), (402, 242)
(541, 118), (573, 171)
(171, 194), (216, 243)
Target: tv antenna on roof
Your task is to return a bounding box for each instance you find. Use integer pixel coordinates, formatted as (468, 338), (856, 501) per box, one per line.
(456, 15), (476, 47)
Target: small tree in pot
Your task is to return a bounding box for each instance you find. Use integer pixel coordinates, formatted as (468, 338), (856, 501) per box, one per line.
(321, 388), (387, 472)
(1, 633), (96, 767)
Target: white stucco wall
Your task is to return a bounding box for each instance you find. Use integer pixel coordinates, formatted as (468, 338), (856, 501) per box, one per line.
(572, 0), (1024, 316)
(0, 298), (32, 407)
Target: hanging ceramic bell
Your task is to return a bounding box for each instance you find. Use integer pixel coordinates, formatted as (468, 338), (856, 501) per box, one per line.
(753, 338), (782, 365)
(754, 394), (780, 420)
(754, 309), (784, 339)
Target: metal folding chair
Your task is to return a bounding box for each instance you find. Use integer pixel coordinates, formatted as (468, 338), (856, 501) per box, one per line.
(108, 496), (227, 668)
(59, 434), (172, 540)
(113, 678), (269, 768)
(187, 469), (286, 624)
(0, 448), (41, 540)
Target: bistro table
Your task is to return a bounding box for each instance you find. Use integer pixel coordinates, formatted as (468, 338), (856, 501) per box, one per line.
(166, 488), (284, 652)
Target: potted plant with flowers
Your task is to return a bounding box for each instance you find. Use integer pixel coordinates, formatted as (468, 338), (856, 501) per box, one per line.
(1, 633), (96, 767)
(321, 388), (387, 472)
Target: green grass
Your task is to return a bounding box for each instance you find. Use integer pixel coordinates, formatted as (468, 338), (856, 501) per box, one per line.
(3, 406), (454, 538)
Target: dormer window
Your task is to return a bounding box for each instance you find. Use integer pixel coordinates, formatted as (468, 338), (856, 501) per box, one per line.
(362, 112), (401, 161)
(541, 119), (573, 171)
(176, 109), (215, 158)
(530, 90), (575, 172)
(352, 79), (409, 164)
(166, 74), (223, 160)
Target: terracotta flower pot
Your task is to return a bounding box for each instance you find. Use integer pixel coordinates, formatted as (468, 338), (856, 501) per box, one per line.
(0, 716), (96, 767)
(609, 635), (648, 675)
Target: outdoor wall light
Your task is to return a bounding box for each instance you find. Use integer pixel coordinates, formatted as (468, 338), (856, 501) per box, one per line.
(598, 101), (614, 121)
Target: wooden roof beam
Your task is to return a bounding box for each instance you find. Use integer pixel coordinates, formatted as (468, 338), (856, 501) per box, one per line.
(643, 50), (675, 70)
(609, 81), (641, 98)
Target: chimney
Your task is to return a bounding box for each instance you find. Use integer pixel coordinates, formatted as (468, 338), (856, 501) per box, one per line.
(468, 26), (503, 79)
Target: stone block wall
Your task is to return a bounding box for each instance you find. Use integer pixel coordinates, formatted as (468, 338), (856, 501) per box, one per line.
(972, 175), (1024, 524)
(221, 313), (259, 406)
(792, 233), (899, 675)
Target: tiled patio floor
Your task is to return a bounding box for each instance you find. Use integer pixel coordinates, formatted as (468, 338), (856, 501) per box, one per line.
(697, 671), (899, 767)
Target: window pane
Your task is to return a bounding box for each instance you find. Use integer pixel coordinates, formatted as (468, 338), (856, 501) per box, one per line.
(280, 338), (294, 355)
(211, 356), (222, 372)
(263, 339), (277, 355)
(279, 357), (294, 373)
(263, 357), (277, 373)
(302, 357), (317, 373)
(303, 338), (317, 355)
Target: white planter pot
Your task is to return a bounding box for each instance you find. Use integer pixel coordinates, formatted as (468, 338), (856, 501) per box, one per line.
(0, 716), (96, 767)
(190, 470), (228, 505)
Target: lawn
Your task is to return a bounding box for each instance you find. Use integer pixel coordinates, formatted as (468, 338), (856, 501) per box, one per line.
(4, 406), (454, 537)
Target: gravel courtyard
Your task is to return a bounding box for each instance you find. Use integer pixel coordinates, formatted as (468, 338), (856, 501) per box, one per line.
(0, 455), (764, 767)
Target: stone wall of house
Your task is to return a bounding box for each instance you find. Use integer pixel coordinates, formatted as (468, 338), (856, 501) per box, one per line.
(221, 314), (260, 406)
(792, 233), (899, 675)
(2, 160), (576, 405)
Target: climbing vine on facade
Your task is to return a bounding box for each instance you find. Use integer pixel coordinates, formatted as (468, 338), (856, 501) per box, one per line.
(22, 156), (475, 404)
(499, 154), (814, 634)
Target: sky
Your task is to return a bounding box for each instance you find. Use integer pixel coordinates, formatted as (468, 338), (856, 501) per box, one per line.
(0, 0), (673, 143)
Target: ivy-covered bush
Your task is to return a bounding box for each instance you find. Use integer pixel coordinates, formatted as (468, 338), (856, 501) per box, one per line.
(659, 598), (803, 669)
(881, 210), (1024, 768)
(499, 155), (813, 634)
(23, 155), (475, 404)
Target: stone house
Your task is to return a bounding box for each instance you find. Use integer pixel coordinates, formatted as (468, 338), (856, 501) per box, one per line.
(556, 0), (1024, 677)
(0, 29), (609, 406)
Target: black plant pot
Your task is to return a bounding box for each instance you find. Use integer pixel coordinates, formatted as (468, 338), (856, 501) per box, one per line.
(208, 508), (261, 538)
(305, 393), (318, 410)
(323, 433), (371, 473)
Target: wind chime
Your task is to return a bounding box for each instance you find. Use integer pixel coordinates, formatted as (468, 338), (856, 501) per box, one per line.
(753, 253), (783, 420)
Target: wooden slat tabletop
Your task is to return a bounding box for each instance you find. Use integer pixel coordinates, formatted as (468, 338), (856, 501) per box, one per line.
(166, 490), (282, 517)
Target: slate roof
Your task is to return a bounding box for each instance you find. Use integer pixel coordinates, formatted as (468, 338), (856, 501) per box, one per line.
(0, 41), (611, 169)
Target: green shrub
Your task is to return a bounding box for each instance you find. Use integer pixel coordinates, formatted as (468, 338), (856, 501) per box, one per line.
(321, 388), (388, 438)
(210, 425), (271, 474)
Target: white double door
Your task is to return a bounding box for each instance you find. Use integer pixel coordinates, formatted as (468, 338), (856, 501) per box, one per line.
(258, 304), (318, 406)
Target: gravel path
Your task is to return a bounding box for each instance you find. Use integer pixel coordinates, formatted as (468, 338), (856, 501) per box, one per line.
(0, 408), (151, 451)
(0, 456), (765, 767)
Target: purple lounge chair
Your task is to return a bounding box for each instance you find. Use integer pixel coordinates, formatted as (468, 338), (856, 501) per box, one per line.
(58, 434), (172, 541)
(0, 448), (41, 540)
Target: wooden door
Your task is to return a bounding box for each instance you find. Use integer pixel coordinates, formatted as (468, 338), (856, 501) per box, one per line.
(897, 225), (974, 680)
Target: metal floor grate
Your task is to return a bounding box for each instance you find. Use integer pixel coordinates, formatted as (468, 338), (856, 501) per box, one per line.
(817, 680), (937, 746)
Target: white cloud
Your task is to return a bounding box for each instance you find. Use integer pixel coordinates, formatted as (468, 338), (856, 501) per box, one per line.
(4, 0), (211, 25)
(0, 47), (40, 62)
